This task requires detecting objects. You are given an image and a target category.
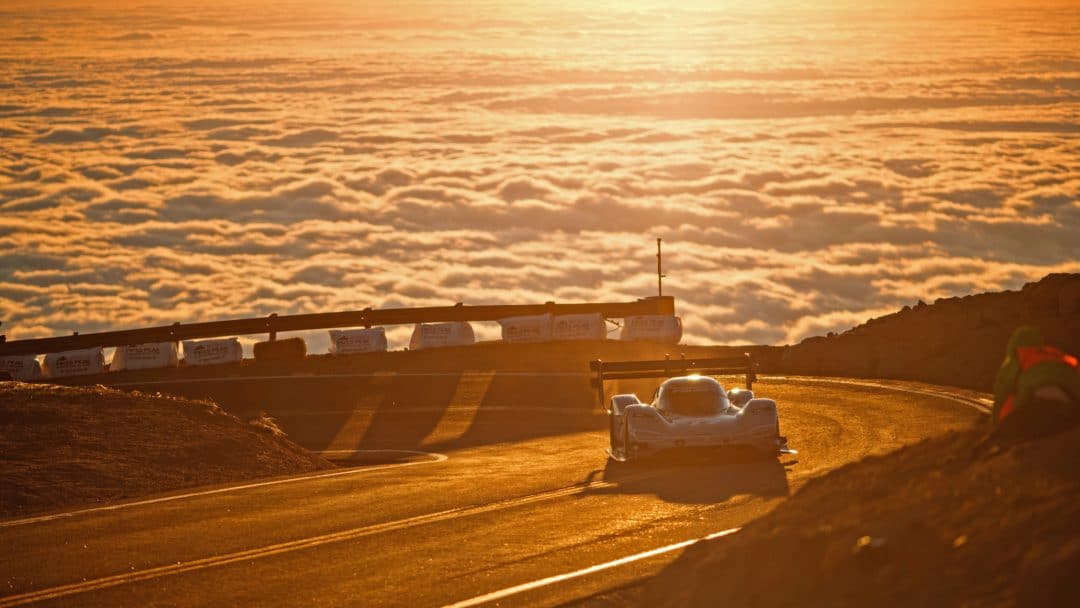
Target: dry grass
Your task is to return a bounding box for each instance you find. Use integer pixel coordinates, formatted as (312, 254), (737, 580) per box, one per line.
(246, 411), (287, 437)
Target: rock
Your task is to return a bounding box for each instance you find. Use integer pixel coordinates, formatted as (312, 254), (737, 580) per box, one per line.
(1059, 278), (1080, 316)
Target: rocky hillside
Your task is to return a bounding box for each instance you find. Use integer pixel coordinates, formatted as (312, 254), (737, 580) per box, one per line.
(779, 273), (1080, 390)
(638, 400), (1080, 608)
(0, 383), (333, 518)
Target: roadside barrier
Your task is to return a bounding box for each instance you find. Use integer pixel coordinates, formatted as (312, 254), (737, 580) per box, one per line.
(620, 315), (682, 344)
(0, 298), (678, 372)
(111, 342), (179, 371)
(328, 327), (388, 355)
(42, 348), (105, 378)
(410, 322), (476, 350)
(499, 314), (553, 343)
(183, 338), (243, 367)
(0, 355), (42, 380)
(553, 313), (606, 341)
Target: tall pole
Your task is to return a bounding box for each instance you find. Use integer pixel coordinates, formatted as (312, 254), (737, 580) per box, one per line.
(656, 238), (663, 297)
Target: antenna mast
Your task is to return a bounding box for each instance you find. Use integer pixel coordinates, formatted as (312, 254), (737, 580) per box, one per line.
(656, 238), (665, 297)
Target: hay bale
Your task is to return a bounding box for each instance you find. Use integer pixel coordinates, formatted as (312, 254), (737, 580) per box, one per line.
(253, 337), (307, 361)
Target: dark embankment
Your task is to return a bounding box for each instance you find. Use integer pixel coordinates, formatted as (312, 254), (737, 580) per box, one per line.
(635, 405), (1080, 608)
(0, 382), (332, 519)
(780, 273), (1080, 390)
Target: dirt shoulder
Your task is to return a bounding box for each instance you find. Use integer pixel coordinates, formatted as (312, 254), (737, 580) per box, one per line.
(626, 405), (1080, 607)
(0, 382), (333, 519)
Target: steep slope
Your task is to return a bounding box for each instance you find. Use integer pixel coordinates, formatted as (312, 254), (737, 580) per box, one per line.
(780, 273), (1080, 389)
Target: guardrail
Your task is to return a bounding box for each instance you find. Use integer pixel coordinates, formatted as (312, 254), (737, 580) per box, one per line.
(0, 297), (675, 357)
(589, 353), (755, 407)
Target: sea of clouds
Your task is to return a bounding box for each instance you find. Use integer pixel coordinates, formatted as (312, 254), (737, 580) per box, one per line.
(1, 0), (1078, 351)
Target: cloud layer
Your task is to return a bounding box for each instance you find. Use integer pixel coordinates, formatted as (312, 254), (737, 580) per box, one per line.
(1, 0), (1078, 349)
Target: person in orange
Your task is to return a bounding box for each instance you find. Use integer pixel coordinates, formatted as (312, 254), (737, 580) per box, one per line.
(991, 326), (1079, 428)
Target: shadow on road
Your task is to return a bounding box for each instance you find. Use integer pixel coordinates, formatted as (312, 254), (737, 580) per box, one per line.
(202, 372), (607, 452)
(579, 451), (794, 504)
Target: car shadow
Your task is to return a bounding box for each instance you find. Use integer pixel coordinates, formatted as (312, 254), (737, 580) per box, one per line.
(580, 450), (794, 505)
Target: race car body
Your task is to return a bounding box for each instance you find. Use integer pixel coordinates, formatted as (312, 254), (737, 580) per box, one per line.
(607, 375), (793, 461)
(590, 354), (794, 462)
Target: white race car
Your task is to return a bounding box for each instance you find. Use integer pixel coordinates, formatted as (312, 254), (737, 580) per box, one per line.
(590, 356), (795, 462)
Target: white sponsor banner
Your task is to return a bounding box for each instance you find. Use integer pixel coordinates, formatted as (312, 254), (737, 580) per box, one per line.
(42, 348), (105, 378)
(0, 356), (42, 381)
(328, 327), (389, 355)
(409, 322), (475, 350)
(498, 314), (553, 343)
(182, 338), (243, 366)
(552, 313), (607, 341)
(620, 315), (683, 344)
(111, 342), (179, 371)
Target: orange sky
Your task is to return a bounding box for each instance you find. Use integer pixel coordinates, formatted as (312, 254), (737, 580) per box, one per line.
(1, 1), (1077, 349)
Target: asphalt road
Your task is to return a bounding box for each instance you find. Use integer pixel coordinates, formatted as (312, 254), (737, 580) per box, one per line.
(0, 378), (987, 607)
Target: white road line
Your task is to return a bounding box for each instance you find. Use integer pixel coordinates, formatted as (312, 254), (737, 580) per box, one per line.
(0, 451), (448, 529)
(441, 527), (742, 608)
(317, 449), (437, 458)
(765, 376), (992, 412)
(0, 478), (629, 608)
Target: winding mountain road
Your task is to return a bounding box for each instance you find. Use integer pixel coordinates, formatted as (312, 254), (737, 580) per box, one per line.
(0, 377), (987, 607)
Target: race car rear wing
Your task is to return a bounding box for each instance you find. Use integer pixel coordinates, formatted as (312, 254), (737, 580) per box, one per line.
(589, 354), (756, 407)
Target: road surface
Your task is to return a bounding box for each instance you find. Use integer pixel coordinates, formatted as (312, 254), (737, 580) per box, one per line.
(0, 377), (987, 607)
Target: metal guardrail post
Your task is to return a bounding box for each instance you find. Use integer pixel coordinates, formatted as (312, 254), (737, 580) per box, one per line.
(745, 352), (755, 390)
(267, 313), (278, 342)
(594, 360), (605, 409)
